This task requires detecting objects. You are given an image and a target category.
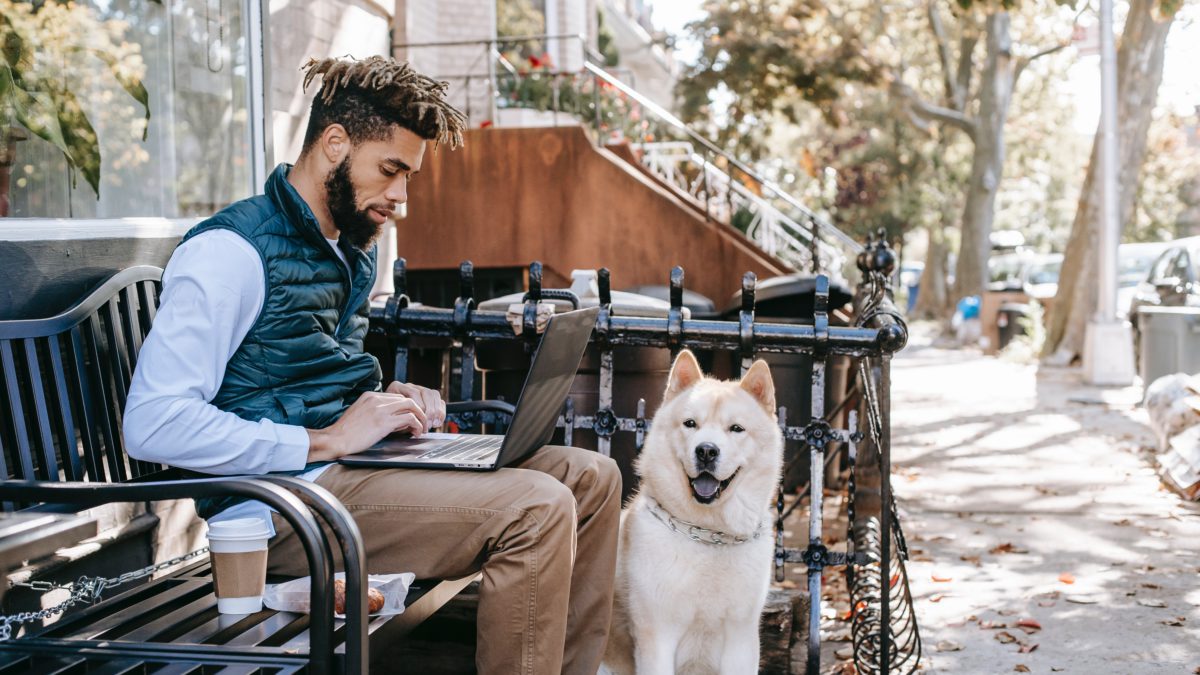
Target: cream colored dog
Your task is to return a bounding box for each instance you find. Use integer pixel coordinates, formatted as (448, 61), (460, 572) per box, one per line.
(603, 349), (784, 675)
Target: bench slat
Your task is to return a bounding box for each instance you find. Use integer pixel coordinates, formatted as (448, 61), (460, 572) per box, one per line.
(66, 326), (106, 482)
(45, 335), (83, 482)
(45, 657), (134, 675)
(22, 339), (59, 481)
(119, 595), (220, 643)
(49, 579), (208, 641)
(0, 340), (35, 482)
(87, 312), (127, 483)
(117, 287), (157, 479)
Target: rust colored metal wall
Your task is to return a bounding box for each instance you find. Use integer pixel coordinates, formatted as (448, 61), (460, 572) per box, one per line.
(398, 126), (791, 304)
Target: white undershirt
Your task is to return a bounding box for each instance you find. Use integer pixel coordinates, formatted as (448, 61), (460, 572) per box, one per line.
(124, 230), (352, 536)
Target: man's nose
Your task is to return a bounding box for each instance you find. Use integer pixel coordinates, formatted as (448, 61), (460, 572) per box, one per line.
(385, 178), (407, 205)
(695, 442), (720, 465)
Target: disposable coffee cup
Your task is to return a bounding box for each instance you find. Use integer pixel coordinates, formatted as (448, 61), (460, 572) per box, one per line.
(207, 517), (271, 614)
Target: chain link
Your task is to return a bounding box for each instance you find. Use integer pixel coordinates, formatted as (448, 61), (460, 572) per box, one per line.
(0, 547), (210, 641)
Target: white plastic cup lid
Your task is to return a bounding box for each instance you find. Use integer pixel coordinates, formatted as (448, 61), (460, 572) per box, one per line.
(207, 517), (271, 542)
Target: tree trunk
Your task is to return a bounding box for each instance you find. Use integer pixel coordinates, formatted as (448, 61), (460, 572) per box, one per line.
(1043, 0), (1175, 364)
(914, 222), (951, 318)
(952, 12), (1016, 303)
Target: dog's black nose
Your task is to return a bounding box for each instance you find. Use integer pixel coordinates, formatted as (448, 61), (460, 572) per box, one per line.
(695, 442), (720, 464)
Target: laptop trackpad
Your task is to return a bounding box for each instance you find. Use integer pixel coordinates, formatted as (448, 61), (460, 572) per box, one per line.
(363, 432), (466, 456)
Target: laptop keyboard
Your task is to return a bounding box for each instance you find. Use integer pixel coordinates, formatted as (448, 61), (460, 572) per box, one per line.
(417, 435), (503, 462)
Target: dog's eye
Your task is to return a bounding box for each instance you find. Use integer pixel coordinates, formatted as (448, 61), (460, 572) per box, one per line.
(729, 424), (745, 433)
(683, 419), (697, 428)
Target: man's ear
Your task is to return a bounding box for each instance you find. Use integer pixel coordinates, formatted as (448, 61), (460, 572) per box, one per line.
(739, 359), (776, 412)
(664, 349), (704, 402)
(320, 124), (351, 163)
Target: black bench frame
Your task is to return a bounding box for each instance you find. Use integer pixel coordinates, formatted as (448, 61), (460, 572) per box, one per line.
(0, 266), (375, 674)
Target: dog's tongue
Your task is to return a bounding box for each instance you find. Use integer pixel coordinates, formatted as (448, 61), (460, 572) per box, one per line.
(692, 473), (720, 498)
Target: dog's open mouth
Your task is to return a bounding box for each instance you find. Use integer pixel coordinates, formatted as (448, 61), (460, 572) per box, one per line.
(689, 468), (740, 504)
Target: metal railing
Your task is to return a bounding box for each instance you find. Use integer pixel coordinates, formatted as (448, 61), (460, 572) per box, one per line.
(369, 236), (919, 674)
(393, 34), (862, 279)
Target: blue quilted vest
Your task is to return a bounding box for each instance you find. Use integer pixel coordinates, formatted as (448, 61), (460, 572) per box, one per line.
(180, 164), (382, 518)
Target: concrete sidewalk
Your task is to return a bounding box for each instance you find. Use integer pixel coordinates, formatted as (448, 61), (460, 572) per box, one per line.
(891, 325), (1200, 673)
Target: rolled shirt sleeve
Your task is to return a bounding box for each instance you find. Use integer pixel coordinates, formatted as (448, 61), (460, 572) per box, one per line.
(123, 229), (311, 475)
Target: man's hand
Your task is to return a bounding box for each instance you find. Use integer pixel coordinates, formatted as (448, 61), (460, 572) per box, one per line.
(385, 381), (447, 432)
(306, 391), (427, 462)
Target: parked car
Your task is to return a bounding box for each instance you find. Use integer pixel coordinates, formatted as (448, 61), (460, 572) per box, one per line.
(1117, 240), (1173, 318)
(1128, 237), (1200, 364)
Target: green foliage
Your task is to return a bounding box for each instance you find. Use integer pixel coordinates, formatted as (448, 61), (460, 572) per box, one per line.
(677, 0), (881, 158)
(597, 7), (620, 67)
(1129, 112), (1200, 242)
(0, 0), (152, 197)
(497, 0), (547, 58)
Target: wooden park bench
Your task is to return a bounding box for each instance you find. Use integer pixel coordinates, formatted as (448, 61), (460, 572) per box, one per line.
(0, 265), (475, 674)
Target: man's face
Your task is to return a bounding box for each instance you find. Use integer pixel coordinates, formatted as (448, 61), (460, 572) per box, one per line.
(324, 126), (427, 250)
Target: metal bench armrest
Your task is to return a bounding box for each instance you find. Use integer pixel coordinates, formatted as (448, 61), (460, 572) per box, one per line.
(0, 477), (343, 675)
(260, 475), (370, 675)
(446, 399), (517, 416)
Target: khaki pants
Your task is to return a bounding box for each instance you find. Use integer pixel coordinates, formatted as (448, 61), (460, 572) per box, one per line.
(267, 446), (622, 675)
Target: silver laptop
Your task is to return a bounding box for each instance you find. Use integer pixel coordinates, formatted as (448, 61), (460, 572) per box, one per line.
(339, 306), (599, 470)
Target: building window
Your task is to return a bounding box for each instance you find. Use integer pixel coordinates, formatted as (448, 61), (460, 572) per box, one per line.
(1, 0), (253, 219)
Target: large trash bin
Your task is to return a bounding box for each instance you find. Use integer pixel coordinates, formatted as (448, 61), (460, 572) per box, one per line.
(996, 302), (1029, 352)
(476, 270), (698, 499)
(1137, 306), (1200, 384)
(718, 275), (855, 492)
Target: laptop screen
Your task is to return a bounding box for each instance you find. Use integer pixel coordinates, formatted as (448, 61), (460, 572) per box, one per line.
(495, 306), (600, 465)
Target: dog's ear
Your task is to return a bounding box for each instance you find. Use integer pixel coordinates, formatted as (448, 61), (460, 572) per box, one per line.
(740, 359), (776, 412)
(664, 349), (704, 401)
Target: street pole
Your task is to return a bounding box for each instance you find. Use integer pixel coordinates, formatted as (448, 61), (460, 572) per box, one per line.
(1083, 0), (1135, 385)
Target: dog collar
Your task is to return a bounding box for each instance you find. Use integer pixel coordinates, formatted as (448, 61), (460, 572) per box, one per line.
(644, 498), (766, 546)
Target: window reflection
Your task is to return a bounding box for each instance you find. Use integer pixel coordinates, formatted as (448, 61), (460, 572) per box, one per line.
(2, 0), (251, 219)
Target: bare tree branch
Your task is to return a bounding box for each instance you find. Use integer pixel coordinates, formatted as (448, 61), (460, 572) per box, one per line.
(927, 2), (959, 105)
(890, 79), (978, 142)
(1014, 41), (1070, 83)
(954, 34), (978, 111)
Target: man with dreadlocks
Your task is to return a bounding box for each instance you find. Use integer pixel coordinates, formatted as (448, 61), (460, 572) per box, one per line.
(124, 55), (621, 674)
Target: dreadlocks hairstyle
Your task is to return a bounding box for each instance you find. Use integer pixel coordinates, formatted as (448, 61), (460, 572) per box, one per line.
(299, 56), (466, 153)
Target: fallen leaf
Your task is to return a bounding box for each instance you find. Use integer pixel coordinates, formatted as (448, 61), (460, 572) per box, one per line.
(890, 573), (900, 589)
(931, 573), (953, 583)
(1065, 595), (1099, 604)
(990, 542), (1029, 554)
(1058, 572), (1076, 584)
(1141, 583), (1161, 590)
(998, 608), (1019, 616)
(1019, 643), (1039, 654)
(1015, 666), (1031, 672)
(1037, 600), (1057, 607)
(929, 593), (945, 603)
(1161, 616), (1186, 627)
(1138, 598), (1168, 608)
(960, 554), (982, 567)
(996, 631), (1018, 644)
(1016, 618), (1042, 633)
(936, 640), (964, 652)
(1114, 518), (1132, 526)
(979, 620), (1008, 629)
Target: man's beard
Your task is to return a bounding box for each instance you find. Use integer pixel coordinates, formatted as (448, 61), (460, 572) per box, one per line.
(324, 157), (381, 250)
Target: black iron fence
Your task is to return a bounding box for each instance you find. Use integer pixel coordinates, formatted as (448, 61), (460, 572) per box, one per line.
(368, 234), (919, 674)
